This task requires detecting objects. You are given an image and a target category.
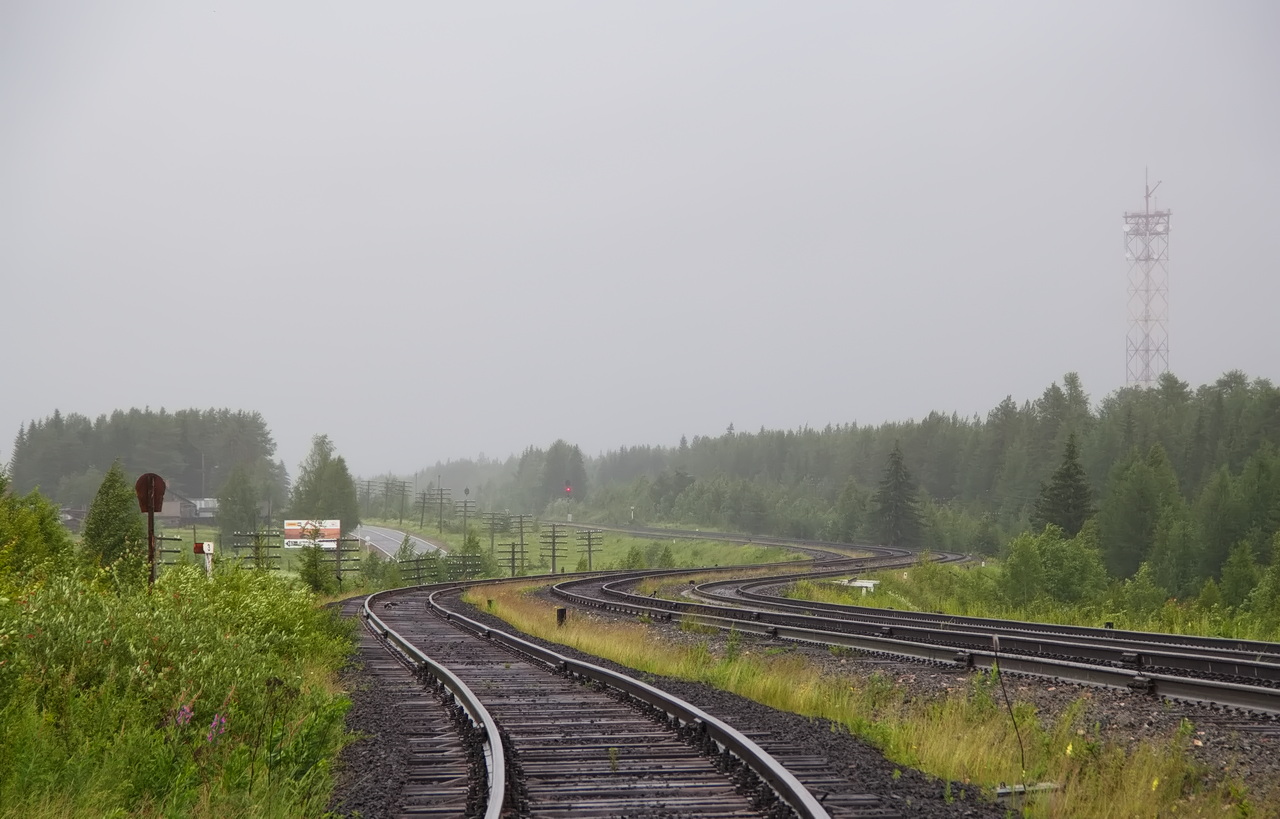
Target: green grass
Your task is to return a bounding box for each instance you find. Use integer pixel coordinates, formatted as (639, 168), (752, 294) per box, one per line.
(0, 564), (353, 817)
(362, 516), (802, 574)
(786, 561), (1280, 643)
(462, 581), (1267, 818)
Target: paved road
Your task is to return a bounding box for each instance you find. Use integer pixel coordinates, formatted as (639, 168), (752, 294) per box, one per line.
(355, 525), (444, 558)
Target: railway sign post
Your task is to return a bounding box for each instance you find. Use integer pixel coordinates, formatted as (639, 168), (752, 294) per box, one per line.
(194, 541), (215, 578)
(134, 472), (166, 586)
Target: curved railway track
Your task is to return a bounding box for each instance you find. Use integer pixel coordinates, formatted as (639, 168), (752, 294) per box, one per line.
(351, 581), (906, 818)
(335, 525), (1278, 815)
(550, 564), (1280, 715)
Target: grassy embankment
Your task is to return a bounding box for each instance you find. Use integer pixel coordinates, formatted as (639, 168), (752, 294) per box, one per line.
(786, 559), (1280, 644)
(462, 580), (1266, 818)
(361, 517), (803, 572)
(0, 564), (353, 818)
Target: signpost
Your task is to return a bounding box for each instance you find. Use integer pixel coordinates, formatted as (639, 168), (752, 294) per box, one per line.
(134, 473), (167, 586)
(195, 541), (214, 578)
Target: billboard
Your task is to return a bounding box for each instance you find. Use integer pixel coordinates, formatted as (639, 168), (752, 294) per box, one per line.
(283, 519), (341, 549)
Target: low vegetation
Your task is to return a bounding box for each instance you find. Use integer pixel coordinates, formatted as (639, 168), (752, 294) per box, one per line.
(463, 581), (1266, 817)
(362, 516), (802, 574)
(0, 472), (355, 818)
(786, 527), (1280, 644)
(0, 564), (353, 818)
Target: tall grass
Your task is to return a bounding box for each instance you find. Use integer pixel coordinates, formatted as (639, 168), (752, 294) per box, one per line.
(0, 564), (353, 817)
(788, 563), (1280, 643)
(463, 582), (1266, 817)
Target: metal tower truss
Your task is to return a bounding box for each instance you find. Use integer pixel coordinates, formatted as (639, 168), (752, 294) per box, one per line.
(1123, 173), (1170, 387)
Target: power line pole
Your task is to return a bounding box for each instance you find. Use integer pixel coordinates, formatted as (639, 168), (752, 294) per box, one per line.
(320, 535), (363, 587)
(359, 479), (378, 519)
(429, 480), (452, 534)
(540, 522), (568, 574)
(497, 539), (524, 578)
(233, 527), (283, 571)
(383, 479), (410, 524)
(509, 514), (532, 574)
(577, 528), (604, 571)
(481, 511), (508, 555)
(415, 490), (430, 528)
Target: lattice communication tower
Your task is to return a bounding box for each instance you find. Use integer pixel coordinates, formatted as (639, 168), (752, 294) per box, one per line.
(1123, 171), (1170, 387)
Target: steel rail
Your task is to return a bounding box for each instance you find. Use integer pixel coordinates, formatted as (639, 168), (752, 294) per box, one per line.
(364, 588), (506, 819)
(553, 580), (1280, 715)
(677, 579), (1280, 683)
(425, 587), (834, 819)
(719, 575), (1280, 660)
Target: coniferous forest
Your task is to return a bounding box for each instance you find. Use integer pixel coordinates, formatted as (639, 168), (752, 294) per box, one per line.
(423, 370), (1280, 602)
(7, 370), (1280, 603)
(7, 408), (289, 509)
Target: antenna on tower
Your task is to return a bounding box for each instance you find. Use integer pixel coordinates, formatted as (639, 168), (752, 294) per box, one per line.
(1123, 172), (1171, 387)
(1144, 167), (1161, 214)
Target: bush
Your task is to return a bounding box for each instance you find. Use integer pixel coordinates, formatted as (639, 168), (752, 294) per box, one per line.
(0, 563), (353, 816)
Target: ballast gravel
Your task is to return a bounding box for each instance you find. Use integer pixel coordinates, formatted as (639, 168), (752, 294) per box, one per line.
(330, 593), (1279, 817)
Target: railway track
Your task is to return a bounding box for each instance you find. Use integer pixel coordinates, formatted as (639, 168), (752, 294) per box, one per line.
(351, 583), (904, 818)
(550, 568), (1280, 716)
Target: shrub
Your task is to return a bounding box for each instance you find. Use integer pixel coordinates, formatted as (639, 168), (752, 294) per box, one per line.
(0, 563), (353, 816)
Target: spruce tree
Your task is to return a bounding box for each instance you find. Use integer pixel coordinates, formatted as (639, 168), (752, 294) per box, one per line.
(82, 462), (145, 567)
(870, 442), (923, 548)
(289, 435), (361, 533)
(1032, 433), (1093, 536)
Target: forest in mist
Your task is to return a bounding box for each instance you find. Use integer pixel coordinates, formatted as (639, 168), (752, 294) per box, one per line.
(8, 369), (1280, 600)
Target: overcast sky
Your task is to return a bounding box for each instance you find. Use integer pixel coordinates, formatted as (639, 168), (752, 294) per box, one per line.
(3, 1), (1278, 478)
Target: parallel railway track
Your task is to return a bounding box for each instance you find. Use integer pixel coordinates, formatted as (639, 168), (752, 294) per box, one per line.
(551, 566), (1280, 715)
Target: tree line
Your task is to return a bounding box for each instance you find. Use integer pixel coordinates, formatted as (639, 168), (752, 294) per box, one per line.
(407, 370), (1279, 603)
(7, 407), (288, 508)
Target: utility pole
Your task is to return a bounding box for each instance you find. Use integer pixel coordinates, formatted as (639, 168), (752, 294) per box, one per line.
(320, 535), (364, 587)
(481, 511), (508, 555)
(359, 479), (378, 519)
(577, 528), (604, 571)
(415, 490), (430, 528)
(382, 479), (410, 524)
(540, 522), (568, 574)
(233, 527), (283, 571)
(155, 533), (183, 573)
(509, 514), (532, 574)
(429, 480), (452, 534)
(497, 539), (524, 578)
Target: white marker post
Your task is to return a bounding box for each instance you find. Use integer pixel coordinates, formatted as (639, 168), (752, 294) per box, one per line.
(194, 542), (214, 578)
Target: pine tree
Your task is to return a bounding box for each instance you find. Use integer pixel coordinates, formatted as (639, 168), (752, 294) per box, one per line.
(870, 442), (923, 548)
(1032, 434), (1093, 536)
(82, 462), (145, 567)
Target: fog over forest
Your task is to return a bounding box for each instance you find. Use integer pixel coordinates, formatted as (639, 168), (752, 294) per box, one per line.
(3, 2), (1278, 475)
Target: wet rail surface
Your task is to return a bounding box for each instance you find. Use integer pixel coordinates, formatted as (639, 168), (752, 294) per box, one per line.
(551, 565), (1280, 715)
(336, 597), (481, 816)
(358, 586), (903, 818)
(693, 575), (1280, 685)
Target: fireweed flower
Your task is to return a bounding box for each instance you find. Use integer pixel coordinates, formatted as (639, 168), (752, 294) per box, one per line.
(207, 713), (227, 743)
(175, 704), (193, 726)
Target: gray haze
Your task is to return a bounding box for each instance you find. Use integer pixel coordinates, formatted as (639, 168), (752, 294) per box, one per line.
(3, 2), (1278, 478)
